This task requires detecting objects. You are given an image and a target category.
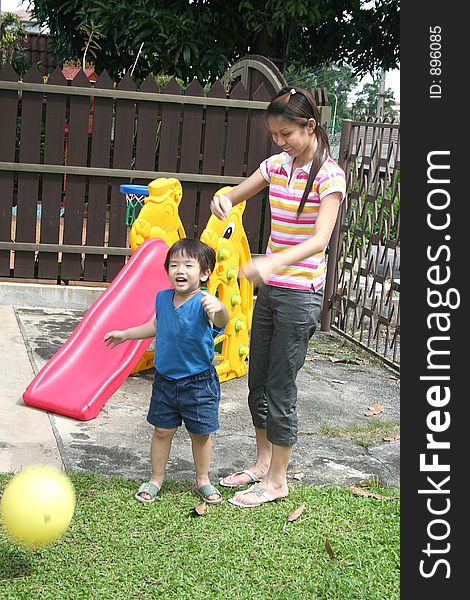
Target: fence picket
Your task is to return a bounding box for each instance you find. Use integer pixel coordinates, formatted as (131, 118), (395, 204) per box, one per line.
(224, 81), (248, 178)
(107, 73), (136, 281)
(245, 83), (273, 253)
(61, 70), (91, 280)
(14, 66), (43, 278)
(179, 79), (204, 237)
(158, 78), (182, 173)
(0, 64), (19, 276)
(134, 74), (159, 175)
(37, 67), (67, 280)
(83, 70), (114, 281)
(199, 80), (226, 236)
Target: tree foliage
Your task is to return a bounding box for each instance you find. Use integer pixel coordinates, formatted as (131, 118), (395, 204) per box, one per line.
(285, 63), (358, 131)
(351, 81), (397, 120)
(0, 12), (27, 71)
(28, 0), (399, 84)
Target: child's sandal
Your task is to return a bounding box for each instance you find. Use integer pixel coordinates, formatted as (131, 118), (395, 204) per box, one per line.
(135, 482), (160, 503)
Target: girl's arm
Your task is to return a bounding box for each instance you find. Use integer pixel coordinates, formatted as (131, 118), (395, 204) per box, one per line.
(210, 168), (268, 220)
(104, 318), (156, 349)
(242, 192), (343, 285)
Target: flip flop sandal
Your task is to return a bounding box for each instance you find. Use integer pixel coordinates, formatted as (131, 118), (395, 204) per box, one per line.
(228, 484), (286, 508)
(219, 469), (262, 488)
(196, 483), (223, 504)
(135, 482), (160, 503)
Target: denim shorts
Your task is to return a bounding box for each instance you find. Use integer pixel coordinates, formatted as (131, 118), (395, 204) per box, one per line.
(147, 365), (220, 434)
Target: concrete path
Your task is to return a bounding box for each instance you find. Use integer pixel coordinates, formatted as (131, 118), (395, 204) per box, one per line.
(0, 284), (400, 491)
(0, 305), (62, 471)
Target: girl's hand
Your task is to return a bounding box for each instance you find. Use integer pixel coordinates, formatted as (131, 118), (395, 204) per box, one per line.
(241, 256), (273, 286)
(104, 330), (127, 349)
(210, 193), (232, 220)
(200, 291), (225, 321)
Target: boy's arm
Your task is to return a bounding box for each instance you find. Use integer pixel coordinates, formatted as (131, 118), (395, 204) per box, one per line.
(200, 292), (229, 329)
(104, 318), (156, 349)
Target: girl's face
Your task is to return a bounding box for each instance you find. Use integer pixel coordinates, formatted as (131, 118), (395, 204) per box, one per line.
(167, 251), (209, 295)
(268, 116), (316, 163)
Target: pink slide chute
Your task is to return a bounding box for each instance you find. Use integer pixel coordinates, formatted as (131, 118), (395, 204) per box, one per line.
(23, 238), (170, 421)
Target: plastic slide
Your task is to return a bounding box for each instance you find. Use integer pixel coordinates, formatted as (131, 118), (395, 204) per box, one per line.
(23, 238), (170, 421)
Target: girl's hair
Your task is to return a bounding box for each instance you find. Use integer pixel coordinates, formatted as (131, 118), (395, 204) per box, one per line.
(164, 238), (216, 274)
(266, 87), (331, 217)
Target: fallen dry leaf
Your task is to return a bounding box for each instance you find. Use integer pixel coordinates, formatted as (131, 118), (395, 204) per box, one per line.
(355, 479), (385, 488)
(348, 487), (396, 500)
(329, 357), (360, 365)
(193, 502), (206, 516)
(355, 479), (372, 488)
(325, 538), (336, 560)
(287, 503), (305, 522)
(364, 402), (384, 416)
(293, 472), (305, 481)
(250, 551), (259, 558)
(383, 433), (400, 442)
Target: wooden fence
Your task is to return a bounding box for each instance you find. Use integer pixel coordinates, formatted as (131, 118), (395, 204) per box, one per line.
(0, 61), (399, 369)
(0, 63), (298, 282)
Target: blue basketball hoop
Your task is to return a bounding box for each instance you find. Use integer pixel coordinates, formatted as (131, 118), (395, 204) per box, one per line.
(120, 184), (149, 226)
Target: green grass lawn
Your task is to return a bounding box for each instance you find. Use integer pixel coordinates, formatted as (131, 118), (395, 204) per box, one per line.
(0, 472), (399, 600)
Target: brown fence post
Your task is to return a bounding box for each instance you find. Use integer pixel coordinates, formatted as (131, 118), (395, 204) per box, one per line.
(0, 63), (19, 276)
(61, 69), (91, 281)
(14, 66), (44, 278)
(37, 67), (68, 280)
(320, 119), (352, 331)
(106, 73), (136, 281)
(198, 80), (226, 235)
(179, 78), (204, 236)
(244, 83), (272, 253)
(83, 69), (114, 282)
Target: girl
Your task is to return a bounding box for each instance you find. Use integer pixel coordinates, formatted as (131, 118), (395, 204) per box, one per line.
(210, 87), (346, 507)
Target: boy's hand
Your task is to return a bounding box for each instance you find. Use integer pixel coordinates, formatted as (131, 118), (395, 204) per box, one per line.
(210, 193), (232, 220)
(200, 291), (229, 329)
(104, 330), (127, 349)
(200, 291), (224, 320)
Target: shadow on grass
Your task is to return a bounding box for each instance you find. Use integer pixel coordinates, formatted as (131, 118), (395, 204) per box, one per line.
(0, 545), (34, 580)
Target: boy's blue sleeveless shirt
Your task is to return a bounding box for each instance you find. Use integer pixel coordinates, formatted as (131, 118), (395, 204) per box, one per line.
(154, 289), (214, 379)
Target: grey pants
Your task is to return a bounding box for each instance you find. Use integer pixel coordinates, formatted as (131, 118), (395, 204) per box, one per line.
(248, 284), (323, 446)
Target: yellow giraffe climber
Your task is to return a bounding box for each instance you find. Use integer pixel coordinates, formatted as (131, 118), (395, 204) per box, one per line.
(200, 187), (253, 382)
(128, 179), (253, 382)
(129, 177), (185, 252)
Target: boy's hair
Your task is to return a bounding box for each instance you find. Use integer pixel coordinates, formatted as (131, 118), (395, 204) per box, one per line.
(266, 87), (331, 218)
(164, 238), (216, 274)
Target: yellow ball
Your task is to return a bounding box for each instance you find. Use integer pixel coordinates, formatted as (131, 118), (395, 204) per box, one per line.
(0, 466), (76, 549)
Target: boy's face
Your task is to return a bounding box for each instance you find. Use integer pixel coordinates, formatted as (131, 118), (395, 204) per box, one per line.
(167, 251), (210, 295)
